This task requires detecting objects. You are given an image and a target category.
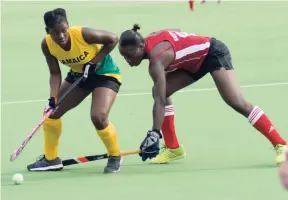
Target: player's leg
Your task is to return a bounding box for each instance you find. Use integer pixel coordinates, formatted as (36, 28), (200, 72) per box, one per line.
(27, 74), (91, 172)
(189, 0), (194, 10)
(150, 70), (196, 164)
(209, 38), (287, 165)
(89, 75), (121, 173)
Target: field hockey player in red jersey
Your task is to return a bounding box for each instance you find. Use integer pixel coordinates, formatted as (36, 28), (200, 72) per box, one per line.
(118, 24), (287, 165)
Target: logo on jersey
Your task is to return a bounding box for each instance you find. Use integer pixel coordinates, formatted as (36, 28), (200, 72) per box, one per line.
(61, 51), (89, 65)
(168, 31), (197, 42)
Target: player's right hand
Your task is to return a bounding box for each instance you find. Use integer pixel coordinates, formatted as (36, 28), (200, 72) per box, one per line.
(139, 130), (162, 161)
(83, 62), (97, 74)
(44, 97), (57, 114)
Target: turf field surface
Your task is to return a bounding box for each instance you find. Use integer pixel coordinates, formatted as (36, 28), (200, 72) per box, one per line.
(1, 1), (288, 200)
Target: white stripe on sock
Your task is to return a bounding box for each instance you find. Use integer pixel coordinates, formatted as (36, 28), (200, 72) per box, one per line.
(248, 106), (264, 125)
(165, 105), (175, 116)
(249, 108), (261, 123)
(248, 106), (259, 122)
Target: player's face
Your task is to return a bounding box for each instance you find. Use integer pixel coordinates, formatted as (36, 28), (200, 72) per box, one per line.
(119, 45), (144, 67)
(48, 22), (69, 46)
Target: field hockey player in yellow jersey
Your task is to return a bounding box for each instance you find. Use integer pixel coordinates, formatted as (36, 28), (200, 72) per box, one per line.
(27, 8), (122, 173)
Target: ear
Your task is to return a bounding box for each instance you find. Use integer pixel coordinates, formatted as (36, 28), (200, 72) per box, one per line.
(139, 42), (145, 50)
(45, 27), (49, 34)
(65, 21), (70, 28)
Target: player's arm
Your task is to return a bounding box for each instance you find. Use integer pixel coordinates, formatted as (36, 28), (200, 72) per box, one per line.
(138, 44), (173, 161)
(41, 38), (61, 98)
(148, 54), (168, 131)
(81, 27), (118, 64)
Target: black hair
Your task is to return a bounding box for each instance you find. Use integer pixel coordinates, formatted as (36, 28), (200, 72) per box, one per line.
(44, 8), (68, 33)
(119, 24), (144, 47)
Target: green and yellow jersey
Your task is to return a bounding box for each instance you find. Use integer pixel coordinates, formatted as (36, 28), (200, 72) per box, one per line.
(45, 26), (121, 82)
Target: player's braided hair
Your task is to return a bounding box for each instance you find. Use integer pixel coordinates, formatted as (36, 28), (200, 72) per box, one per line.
(44, 8), (68, 33)
(119, 24), (144, 47)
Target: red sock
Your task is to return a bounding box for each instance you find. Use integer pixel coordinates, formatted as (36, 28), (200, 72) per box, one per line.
(161, 105), (179, 149)
(189, 0), (194, 10)
(248, 106), (286, 146)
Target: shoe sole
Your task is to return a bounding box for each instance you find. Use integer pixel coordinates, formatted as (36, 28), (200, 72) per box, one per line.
(103, 168), (120, 174)
(28, 164), (63, 172)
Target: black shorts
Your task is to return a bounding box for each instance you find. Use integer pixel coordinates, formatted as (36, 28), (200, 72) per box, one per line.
(186, 38), (234, 81)
(65, 71), (121, 93)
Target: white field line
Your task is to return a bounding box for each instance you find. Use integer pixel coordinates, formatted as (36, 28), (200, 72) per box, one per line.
(1, 82), (288, 105)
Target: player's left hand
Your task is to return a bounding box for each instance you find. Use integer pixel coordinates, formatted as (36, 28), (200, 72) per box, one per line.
(82, 62), (97, 79)
(43, 97), (57, 114)
(139, 130), (162, 161)
(279, 150), (288, 190)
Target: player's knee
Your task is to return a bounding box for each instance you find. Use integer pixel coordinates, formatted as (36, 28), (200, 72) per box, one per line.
(225, 98), (253, 117)
(152, 86), (155, 99)
(91, 112), (109, 130)
(152, 86), (171, 98)
(152, 86), (172, 105)
(166, 89), (174, 98)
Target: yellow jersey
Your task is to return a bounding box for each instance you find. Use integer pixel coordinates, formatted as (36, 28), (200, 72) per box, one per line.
(45, 26), (102, 73)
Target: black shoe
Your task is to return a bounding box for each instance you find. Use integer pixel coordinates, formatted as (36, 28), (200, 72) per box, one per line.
(27, 155), (63, 172)
(104, 156), (121, 173)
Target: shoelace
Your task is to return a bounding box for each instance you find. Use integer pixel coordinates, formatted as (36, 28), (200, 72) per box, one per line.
(36, 154), (45, 162)
(275, 145), (284, 155)
(159, 144), (167, 153)
(161, 148), (174, 157)
(107, 157), (118, 166)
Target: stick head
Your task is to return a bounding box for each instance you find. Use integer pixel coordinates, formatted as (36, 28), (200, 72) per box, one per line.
(10, 142), (26, 162)
(10, 152), (17, 162)
(10, 146), (24, 161)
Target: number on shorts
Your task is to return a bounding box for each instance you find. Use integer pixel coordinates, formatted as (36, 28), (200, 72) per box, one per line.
(168, 31), (196, 41)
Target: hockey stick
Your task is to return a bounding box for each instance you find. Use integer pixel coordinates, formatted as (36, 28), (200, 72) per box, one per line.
(10, 65), (92, 162)
(62, 149), (141, 166)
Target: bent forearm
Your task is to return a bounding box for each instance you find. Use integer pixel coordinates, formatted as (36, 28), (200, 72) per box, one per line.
(91, 43), (117, 64)
(152, 99), (165, 131)
(49, 73), (61, 98)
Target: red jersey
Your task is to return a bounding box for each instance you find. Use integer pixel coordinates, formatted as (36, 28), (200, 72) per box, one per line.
(145, 30), (211, 73)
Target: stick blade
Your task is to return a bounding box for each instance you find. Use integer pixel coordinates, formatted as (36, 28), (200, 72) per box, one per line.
(10, 152), (17, 162)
